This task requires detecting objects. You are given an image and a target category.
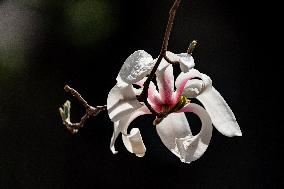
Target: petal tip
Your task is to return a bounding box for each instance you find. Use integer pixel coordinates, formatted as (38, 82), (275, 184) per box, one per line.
(221, 123), (242, 137)
(111, 146), (118, 154)
(234, 129), (242, 137)
(180, 158), (191, 164)
(122, 128), (147, 157)
(135, 153), (145, 157)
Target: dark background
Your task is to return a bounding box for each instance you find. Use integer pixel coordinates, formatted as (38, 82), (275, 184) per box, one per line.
(0, 0), (280, 188)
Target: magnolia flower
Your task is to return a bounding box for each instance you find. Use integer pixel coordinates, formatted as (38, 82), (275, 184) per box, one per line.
(107, 50), (242, 163)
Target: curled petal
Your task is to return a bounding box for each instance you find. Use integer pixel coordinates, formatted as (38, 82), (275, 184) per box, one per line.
(117, 50), (154, 85)
(107, 85), (142, 122)
(177, 53), (195, 72)
(110, 106), (150, 154)
(200, 73), (213, 89)
(177, 103), (213, 163)
(122, 128), (146, 157)
(175, 69), (202, 95)
(156, 112), (193, 157)
(181, 79), (204, 98)
(174, 69), (203, 103)
(165, 51), (195, 72)
(197, 86), (242, 137)
(156, 104), (212, 163)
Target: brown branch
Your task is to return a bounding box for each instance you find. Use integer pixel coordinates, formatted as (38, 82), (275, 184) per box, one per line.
(64, 85), (89, 108)
(137, 0), (182, 117)
(161, 0), (182, 54)
(64, 113), (89, 134)
(60, 85), (107, 134)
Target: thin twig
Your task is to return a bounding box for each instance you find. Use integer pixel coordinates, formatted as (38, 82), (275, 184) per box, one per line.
(137, 0), (182, 117)
(64, 113), (89, 134)
(60, 85), (106, 134)
(64, 85), (89, 108)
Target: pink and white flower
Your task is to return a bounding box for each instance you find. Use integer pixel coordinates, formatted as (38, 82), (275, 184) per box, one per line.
(107, 50), (242, 163)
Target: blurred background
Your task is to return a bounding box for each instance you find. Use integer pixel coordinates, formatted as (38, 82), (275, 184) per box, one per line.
(0, 0), (279, 188)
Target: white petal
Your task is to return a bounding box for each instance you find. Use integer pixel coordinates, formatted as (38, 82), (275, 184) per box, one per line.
(165, 51), (180, 62)
(117, 50), (154, 85)
(175, 69), (202, 88)
(177, 53), (195, 72)
(110, 106), (150, 154)
(122, 128), (146, 157)
(164, 51), (195, 72)
(153, 58), (167, 72)
(175, 69), (203, 98)
(156, 53), (175, 72)
(182, 80), (204, 98)
(176, 103), (213, 163)
(107, 85), (142, 122)
(197, 86), (242, 137)
(156, 112), (193, 157)
(200, 73), (213, 89)
(116, 75), (130, 88)
(110, 121), (120, 154)
(156, 104), (212, 163)
(156, 64), (175, 104)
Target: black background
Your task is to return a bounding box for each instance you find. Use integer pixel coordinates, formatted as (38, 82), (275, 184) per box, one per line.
(0, 0), (280, 188)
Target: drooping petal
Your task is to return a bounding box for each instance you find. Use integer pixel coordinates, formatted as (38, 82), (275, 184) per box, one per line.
(122, 128), (146, 157)
(176, 103), (213, 163)
(107, 85), (142, 122)
(156, 64), (175, 105)
(156, 112), (193, 157)
(110, 106), (150, 154)
(117, 50), (154, 86)
(197, 86), (242, 137)
(177, 53), (195, 72)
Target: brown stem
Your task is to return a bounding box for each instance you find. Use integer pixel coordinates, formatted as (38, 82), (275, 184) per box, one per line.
(61, 85), (107, 134)
(137, 0), (182, 116)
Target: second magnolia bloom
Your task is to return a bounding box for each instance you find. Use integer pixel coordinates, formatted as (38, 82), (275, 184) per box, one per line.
(107, 50), (241, 163)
